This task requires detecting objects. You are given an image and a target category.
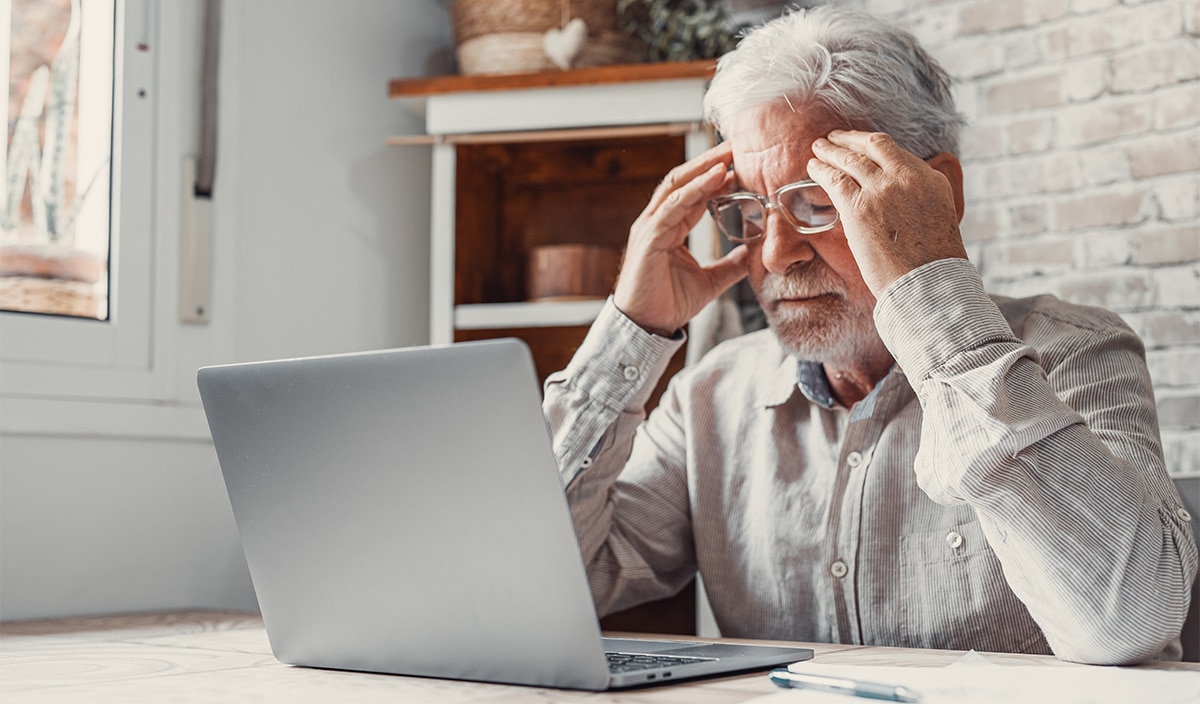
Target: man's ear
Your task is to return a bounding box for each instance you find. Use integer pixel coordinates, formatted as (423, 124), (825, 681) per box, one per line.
(927, 152), (965, 222)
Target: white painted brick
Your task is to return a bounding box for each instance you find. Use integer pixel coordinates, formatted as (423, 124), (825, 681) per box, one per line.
(904, 5), (962, 47)
(953, 83), (983, 122)
(961, 0), (1026, 35)
(1041, 152), (1084, 192)
(1004, 157), (1047, 195)
(1009, 116), (1055, 154)
(1071, 0), (1121, 12)
(1154, 174), (1200, 221)
(1055, 269), (1155, 310)
(1111, 42), (1200, 94)
(1127, 130), (1200, 179)
(986, 273), (1064, 299)
(963, 163), (1004, 202)
(1002, 33), (1042, 68)
(1061, 56), (1108, 102)
(1081, 231), (1134, 268)
(1163, 432), (1200, 477)
(1154, 265), (1200, 307)
(960, 203), (1002, 242)
(1137, 0), (1187, 42)
(1078, 146), (1131, 186)
(1026, 0), (1072, 23)
(1039, 9), (1140, 59)
(1155, 392), (1200, 430)
(985, 72), (1062, 113)
(861, 0), (912, 19)
(1055, 99), (1155, 148)
(1131, 224), (1200, 265)
(960, 122), (1007, 159)
(1147, 348), (1200, 387)
(1055, 187), (1151, 229)
(1009, 201), (1050, 235)
(985, 237), (1077, 277)
(1141, 310), (1200, 347)
(1187, 0), (1200, 34)
(938, 40), (1005, 79)
(1154, 83), (1200, 130)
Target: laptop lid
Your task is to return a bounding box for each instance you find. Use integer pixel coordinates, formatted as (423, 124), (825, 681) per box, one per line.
(199, 338), (814, 690)
(199, 339), (611, 690)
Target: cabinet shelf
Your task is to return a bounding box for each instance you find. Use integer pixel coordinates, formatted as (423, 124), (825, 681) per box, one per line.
(454, 300), (605, 330)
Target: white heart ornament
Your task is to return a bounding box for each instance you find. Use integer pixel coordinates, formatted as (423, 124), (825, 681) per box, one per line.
(543, 18), (587, 70)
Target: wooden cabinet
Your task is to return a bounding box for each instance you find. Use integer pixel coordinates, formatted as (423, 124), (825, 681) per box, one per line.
(389, 62), (717, 381)
(390, 62), (719, 635)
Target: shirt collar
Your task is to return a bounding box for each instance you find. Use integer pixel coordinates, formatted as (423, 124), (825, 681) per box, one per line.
(753, 335), (837, 409)
(752, 333), (906, 414)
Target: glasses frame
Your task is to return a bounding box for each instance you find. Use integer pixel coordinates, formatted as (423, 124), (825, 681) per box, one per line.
(706, 180), (840, 244)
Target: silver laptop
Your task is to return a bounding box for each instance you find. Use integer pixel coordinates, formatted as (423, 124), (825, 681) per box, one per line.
(197, 338), (813, 690)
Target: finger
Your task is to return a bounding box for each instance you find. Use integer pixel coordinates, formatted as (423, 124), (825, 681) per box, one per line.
(649, 163), (731, 237)
(826, 129), (913, 168)
(806, 156), (861, 212)
(811, 136), (881, 183)
(646, 142), (733, 214)
(704, 245), (750, 295)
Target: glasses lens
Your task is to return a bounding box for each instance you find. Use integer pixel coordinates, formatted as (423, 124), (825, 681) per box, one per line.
(778, 184), (838, 231)
(711, 197), (765, 243)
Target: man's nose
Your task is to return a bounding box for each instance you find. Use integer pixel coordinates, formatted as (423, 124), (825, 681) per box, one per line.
(758, 215), (815, 275)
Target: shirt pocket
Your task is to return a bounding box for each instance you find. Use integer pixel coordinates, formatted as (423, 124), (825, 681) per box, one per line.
(899, 519), (1049, 654)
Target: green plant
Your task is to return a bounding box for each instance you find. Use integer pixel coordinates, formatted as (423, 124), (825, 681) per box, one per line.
(616, 0), (748, 62)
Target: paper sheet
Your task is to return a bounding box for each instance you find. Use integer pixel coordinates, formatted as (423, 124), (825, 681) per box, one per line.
(745, 651), (1200, 704)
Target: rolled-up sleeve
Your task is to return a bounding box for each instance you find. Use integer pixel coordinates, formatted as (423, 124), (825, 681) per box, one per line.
(542, 298), (695, 613)
(874, 258), (1198, 664)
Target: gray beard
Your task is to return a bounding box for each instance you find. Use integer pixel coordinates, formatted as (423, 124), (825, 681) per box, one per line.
(755, 268), (883, 367)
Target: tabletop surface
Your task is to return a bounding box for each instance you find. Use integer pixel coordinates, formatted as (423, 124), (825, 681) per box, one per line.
(2, 610), (1195, 703)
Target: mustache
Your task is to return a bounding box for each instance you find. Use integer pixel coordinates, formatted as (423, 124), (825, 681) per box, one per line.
(758, 262), (845, 302)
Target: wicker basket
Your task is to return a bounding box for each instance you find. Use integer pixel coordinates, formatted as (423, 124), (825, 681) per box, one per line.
(451, 0), (644, 75)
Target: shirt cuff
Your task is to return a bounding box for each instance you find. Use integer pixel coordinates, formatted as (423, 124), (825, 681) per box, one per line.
(564, 297), (687, 412)
(874, 258), (1017, 382)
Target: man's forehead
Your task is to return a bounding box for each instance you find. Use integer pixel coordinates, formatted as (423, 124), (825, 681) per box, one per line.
(726, 102), (845, 156)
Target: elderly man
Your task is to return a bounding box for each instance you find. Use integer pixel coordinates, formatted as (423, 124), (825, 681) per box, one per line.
(542, 6), (1196, 664)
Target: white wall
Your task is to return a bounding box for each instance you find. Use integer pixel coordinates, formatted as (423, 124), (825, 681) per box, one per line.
(228, 0), (449, 362)
(0, 0), (452, 620)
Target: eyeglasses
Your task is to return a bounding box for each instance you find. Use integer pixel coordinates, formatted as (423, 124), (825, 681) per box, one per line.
(706, 180), (839, 244)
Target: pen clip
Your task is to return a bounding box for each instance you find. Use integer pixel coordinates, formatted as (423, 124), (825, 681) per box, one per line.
(769, 668), (923, 703)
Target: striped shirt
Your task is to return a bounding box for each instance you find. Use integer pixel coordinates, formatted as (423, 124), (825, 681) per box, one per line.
(543, 258), (1197, 664)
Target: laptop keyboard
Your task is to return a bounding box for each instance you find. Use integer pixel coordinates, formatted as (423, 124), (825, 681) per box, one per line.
(605, 651), (715, 673)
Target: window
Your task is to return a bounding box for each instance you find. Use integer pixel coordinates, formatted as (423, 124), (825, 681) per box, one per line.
(2, 0), (112, 320)
(0, 0), (154, 391)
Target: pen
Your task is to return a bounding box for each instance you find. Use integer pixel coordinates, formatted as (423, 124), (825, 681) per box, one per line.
(769, 668), (923, 703)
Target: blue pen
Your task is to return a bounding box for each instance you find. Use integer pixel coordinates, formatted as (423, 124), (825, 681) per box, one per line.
(769, 668), (923, 703)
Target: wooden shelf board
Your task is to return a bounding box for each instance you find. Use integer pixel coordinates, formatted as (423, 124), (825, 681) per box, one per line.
(454, 300), (607, 330)
(389, 60), (716, 99)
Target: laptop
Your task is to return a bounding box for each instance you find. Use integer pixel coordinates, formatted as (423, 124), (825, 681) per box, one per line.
(197, 338), (813, 690)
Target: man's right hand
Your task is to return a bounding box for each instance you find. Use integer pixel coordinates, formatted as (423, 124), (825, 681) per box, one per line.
(613, 142), (750, 337)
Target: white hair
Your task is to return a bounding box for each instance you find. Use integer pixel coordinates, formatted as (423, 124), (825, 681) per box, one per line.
(704, 5), (965, 156)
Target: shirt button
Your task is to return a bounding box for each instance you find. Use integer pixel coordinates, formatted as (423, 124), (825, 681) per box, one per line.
(622, 365), (639, 381)
(830, 560), (848, 578)
(846, 451), (863, 468)
(946, 531), (964, 550)
(1178, 507), (1193, 523)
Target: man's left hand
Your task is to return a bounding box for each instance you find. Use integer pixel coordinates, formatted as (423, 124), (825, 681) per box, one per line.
(807, 130), (968, 296)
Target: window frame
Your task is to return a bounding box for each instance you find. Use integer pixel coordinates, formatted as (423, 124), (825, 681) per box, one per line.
(0, 0), (155, 398)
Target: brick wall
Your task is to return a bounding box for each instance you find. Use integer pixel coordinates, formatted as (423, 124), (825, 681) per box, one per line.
(857, 0), (1200, 478)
